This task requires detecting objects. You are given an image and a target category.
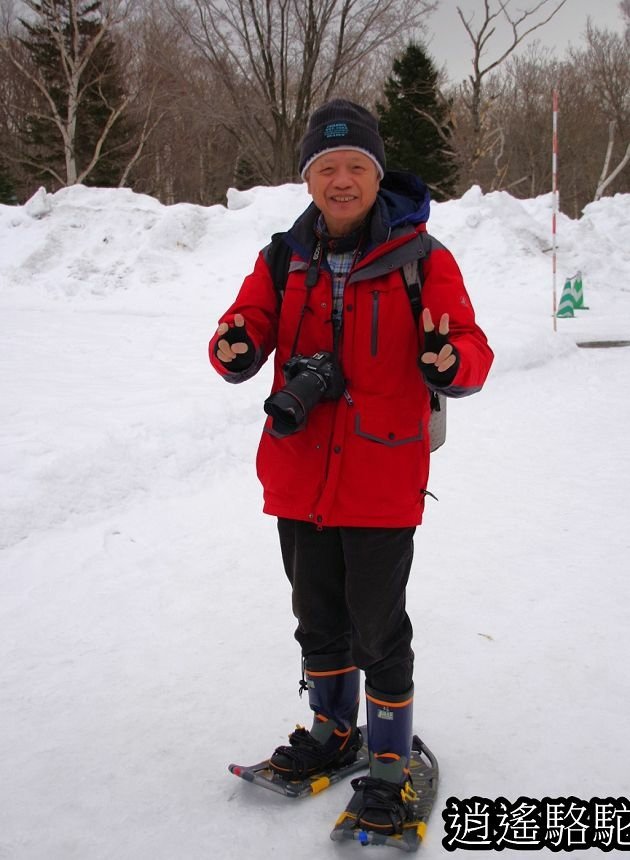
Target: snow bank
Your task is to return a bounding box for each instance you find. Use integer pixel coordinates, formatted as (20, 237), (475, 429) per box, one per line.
(1, 183), (630, 860)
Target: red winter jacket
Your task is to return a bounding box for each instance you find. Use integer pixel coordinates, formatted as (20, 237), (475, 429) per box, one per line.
(209, 173), (493, 528)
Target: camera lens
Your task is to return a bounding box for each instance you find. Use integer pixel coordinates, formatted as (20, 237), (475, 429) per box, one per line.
(263, 388), (307, 430)
(264, 368), (328, 436)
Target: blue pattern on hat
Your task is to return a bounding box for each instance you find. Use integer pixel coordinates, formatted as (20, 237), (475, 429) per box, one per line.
(324, 122), (349, 138)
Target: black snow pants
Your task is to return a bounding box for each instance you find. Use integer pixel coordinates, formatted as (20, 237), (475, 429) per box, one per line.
(277, 518), (415, 695)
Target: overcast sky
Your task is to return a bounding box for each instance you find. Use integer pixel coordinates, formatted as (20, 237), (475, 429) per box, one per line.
(424, 0), (627, 84)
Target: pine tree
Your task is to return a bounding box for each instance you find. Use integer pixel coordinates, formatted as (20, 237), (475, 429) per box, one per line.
(17, 0), (132, 188)
(74, 23), (132, 187)
(0, 160), (18, 204)
(377, 43), (458, 201)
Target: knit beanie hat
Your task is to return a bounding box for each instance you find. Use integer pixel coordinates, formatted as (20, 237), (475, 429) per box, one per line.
(298, 99), (386, 180)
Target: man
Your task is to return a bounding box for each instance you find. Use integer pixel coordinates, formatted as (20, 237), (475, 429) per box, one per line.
(209, 99), (493, 834)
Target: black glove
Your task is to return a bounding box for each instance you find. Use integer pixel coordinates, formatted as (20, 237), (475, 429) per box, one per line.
(419, 326), (460, 387)
(214, 321), (255, 372)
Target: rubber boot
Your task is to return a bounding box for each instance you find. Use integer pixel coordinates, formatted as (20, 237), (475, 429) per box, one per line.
(269, 653), (361, 779)
(351, 684), (415, 835)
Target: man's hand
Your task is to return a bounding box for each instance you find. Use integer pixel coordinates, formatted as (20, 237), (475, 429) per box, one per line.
(214, 313), (254, 371)
(419, 308), (459, 385)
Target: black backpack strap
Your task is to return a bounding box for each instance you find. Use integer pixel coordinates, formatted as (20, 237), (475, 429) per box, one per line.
(401, 259), (423, 325)
(266, 232), (292, 306)
(400, 233), (443, 416)
(400, 231), (429, 325)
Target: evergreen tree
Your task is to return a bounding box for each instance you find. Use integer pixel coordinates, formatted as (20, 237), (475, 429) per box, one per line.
(75, 24), (132, 188)
(377, 42), (458, 201)
(234, 155), (265, 191)
(18, 0), (132, 188)
(0, 160), (18, 204)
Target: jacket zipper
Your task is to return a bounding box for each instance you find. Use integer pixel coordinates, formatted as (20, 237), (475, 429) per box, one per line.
(371, 290), (380, 356)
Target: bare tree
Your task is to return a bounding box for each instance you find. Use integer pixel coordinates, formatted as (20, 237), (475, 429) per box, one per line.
(478, 45), (558, 195)
(575, 21), (630, 201)
(116, 2), (244, 205)
(167, 0), (435, 184)
(595, 120), (630, 199)
(446, 11), (629, 215)
(0, 0), (145, 188)
(455, 0), (567, 183)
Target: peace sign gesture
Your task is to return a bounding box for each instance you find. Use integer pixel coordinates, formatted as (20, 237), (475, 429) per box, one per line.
(419, 308), (459, 383)
(214, 313), (255, 372)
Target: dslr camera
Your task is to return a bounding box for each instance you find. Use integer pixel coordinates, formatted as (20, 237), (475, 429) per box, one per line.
(264, 351), (345, 437)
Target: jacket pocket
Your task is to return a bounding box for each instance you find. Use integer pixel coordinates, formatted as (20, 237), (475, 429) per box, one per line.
(354, 412), (423, 446)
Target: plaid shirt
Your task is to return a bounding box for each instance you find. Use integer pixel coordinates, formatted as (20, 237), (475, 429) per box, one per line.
(316, 214), (360, 336)
(326, 247), (355, 333)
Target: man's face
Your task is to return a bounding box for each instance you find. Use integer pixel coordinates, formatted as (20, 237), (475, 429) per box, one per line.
(305, 150), (380, 237)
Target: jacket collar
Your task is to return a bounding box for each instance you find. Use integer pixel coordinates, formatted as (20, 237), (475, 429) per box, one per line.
(285, 170), (430, 262)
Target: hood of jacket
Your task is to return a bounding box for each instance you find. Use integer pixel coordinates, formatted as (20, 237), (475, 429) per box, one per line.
(377, 170), (431, 229)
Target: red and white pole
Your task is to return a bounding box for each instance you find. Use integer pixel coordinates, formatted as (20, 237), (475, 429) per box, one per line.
(552, 89), (559, 332)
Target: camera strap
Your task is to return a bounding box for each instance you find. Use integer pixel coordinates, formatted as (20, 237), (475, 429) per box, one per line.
(289, 239), (323, 357)
(305, 240), (323, 288)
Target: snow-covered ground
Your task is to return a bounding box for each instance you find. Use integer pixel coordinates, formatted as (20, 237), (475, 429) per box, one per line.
(1, 181), (629, 859)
